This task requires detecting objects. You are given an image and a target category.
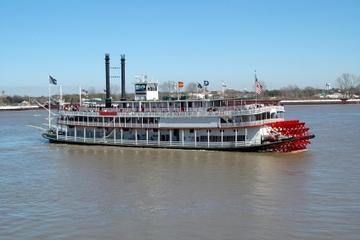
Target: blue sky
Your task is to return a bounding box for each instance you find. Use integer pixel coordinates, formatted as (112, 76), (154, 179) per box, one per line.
(0, 0), (359, 96)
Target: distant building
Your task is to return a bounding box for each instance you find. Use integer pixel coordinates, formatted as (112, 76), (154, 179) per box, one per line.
(189, 93), (205, 99)
(325, 93), (343, 99)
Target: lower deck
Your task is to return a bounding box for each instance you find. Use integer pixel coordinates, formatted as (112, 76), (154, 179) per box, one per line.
(45, 121), (314, 152)
(43, 132), (293, 152)
(51, 125), (266, 149)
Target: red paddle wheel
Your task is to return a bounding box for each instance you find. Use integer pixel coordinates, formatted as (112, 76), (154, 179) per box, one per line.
(267, 120), (313, 152)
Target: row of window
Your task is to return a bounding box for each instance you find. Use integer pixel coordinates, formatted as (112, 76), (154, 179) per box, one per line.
(222, 112), (278, 123)
(198, 135), (246, 142)
(70, 129), (246, 142)
(61, 112), (278, 125)
(61, 116), (160, 124)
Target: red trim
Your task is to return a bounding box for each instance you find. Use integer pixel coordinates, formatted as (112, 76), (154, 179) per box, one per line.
(99, 111), (117, 116)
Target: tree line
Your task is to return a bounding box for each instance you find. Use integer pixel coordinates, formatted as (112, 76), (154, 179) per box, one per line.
(1, 73), (359, 105)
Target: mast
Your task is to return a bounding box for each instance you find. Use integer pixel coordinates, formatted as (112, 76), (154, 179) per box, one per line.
(79, 85), (82, 107)
(255, 70), (257, 103)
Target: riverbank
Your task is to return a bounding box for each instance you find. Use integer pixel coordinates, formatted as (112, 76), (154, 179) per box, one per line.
(0, 105), (40, 111)
(0, 99), (359, 111)
(280, 98), (360, 105)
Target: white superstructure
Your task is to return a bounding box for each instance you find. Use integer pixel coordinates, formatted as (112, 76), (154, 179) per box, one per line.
(134, 76), (159, 101)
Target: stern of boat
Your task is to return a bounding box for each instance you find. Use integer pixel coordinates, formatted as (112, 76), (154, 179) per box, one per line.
(266, 120), (315, 152)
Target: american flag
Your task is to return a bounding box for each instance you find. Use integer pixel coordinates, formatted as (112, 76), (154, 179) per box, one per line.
(255, 76), (263, 95)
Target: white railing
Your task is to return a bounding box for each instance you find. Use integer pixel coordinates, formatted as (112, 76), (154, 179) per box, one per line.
(220, 118), (282, 128)
(57, 118), (283, 129)
(57, 120), (158, 128)
(59, 106), (284, 118)
(56, 135), (263, 148)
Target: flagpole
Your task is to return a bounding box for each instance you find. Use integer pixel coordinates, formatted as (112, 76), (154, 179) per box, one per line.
(177, 83), (179, 101)
(255, 83), (257, 104)
(79, 85), (82, 107)
(255, 70), (257, 104)
(222, 82), (225, 98)
(59, 85), (63, 110)
(203, 83), (206, 99)
(48, 82), (51, 129)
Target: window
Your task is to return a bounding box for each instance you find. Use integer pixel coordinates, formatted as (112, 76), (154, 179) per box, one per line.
(223, 136), (235, 142)
(135, 84), (146, 92)
(209, 136), (221, 142)
(200, 136), (208, 142)
(147, 83), (157, 91)
(237, 135), (245, 141)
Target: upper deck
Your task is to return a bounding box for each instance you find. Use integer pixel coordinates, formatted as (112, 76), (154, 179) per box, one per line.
(57, 99), (285, 130)
(61, 99), (284, 118)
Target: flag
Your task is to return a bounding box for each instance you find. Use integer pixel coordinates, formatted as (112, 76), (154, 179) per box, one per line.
(178, 81), (184, 88)
(255, 78), (263, 95)
(197, 82), (203, 89)
(203, 80), (209, 86)
(49, 75), (57, 85)
(82, 89), (88, 94)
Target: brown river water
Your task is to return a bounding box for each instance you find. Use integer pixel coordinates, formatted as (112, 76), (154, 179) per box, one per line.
(0, 105), (360, 239)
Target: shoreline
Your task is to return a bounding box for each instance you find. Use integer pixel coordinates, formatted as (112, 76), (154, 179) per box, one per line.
(280, 99), (360, 105)
(0, 105), (40, 111)
(0, 99), (359, 112)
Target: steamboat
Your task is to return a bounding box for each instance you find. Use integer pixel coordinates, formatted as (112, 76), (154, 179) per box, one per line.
(43, 54), (314, 152)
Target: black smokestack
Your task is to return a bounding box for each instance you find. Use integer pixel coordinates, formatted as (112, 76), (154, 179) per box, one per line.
(105, 53), (111, 108)
(121, 54), (126, 100)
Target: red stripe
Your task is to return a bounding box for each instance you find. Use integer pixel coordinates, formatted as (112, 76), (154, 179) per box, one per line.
(99, 111), (117, 116)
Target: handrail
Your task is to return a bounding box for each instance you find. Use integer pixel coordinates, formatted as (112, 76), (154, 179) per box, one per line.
(220, 118), (282, 128)
(57, 120), (158, 128)
(59, 105), (284, 118)
(56, 136), (263, 148)
(57, 118), (283, 128)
